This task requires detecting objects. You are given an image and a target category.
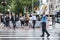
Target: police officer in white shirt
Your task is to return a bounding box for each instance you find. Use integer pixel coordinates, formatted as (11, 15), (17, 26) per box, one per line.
(32, 14), (36, 29)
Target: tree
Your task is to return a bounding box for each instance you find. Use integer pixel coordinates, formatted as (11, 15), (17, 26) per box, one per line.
(0, 0), (38, 14)
(0, 5), (3, 12)
(0, 0), (4, 12)
(20, 0), (38, 13)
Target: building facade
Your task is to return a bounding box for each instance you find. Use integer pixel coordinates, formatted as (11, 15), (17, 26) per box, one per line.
(39, 0), (60, 15)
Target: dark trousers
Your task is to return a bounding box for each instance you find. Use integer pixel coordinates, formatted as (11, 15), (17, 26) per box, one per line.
(21, 21), (24, 26)
(42, 22), (49, 36)
(13, 23), (16, 29)
(12, 21), (16, 29)
(32, 20), (36, 29)
(25, 20), (29, 26)
(6, 22), (9, 27)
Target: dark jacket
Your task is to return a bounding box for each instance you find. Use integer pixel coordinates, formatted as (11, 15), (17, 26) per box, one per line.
(11, 16), (16, 23)
(15, 16), (19, 22)
(5, 16), (10, 22)
(1, 16), (4, 22)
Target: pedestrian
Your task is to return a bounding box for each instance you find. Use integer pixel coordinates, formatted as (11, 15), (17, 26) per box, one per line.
(11, 13), (16, 29)
(15, 14), (19, 22)
(32, 14), (36, 29)
(3, 15), (6, 27)
(20, 15), (25, 27)
(1, 15), (4, 23)
(52, 15), (55, 28)
(5, 14), (10, 27)
(25, 12), (30, 26)
(15, 14), (19, 28)
(40, 11), (50, 37)
(36, 15), (40, 21)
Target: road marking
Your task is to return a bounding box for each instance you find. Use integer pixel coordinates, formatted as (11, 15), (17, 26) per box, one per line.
(0, 37), (59, 38)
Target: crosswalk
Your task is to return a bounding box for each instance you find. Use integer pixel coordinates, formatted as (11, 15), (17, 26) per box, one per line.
(0, 27), (59, 40)
(0, 22), (60, 40)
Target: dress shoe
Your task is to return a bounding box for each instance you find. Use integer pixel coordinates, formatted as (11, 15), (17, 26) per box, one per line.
(40, 35), (44, 37)
(47, 34), (50, 37)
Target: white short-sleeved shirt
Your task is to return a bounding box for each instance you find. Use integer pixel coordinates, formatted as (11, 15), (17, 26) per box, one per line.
(32, 16), (36, 20)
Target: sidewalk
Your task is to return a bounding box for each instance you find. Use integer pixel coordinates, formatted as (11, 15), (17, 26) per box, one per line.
(55, 23), (60, 28)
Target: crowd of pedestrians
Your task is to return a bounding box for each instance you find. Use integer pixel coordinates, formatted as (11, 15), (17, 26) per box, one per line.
(0, 11), (50, 37)
(0, 12), (40, 29)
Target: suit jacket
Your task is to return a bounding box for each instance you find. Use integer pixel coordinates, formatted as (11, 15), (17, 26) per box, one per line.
(11, 16), (16, 23)
(5, 16), (10, 22)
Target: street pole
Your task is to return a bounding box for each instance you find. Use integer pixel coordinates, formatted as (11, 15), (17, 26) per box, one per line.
(32, 0), (33, 14)
(39, 0), (40, 13)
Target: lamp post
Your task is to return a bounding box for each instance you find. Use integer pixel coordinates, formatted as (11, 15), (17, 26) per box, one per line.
(32, 0), (34, 14)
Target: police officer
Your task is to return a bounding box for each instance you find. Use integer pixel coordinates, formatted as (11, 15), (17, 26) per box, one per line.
(40, 12), (50, 37)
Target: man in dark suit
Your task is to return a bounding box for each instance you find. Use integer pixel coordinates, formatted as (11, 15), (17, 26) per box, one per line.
(11, 14), (16, 29)
(5, 14), (10, 27)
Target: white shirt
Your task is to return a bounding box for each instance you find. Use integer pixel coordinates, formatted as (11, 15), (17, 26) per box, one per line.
(29, 17), (32, 20)
(36, 10), (40, 15)
(32, 16), (36, 20)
